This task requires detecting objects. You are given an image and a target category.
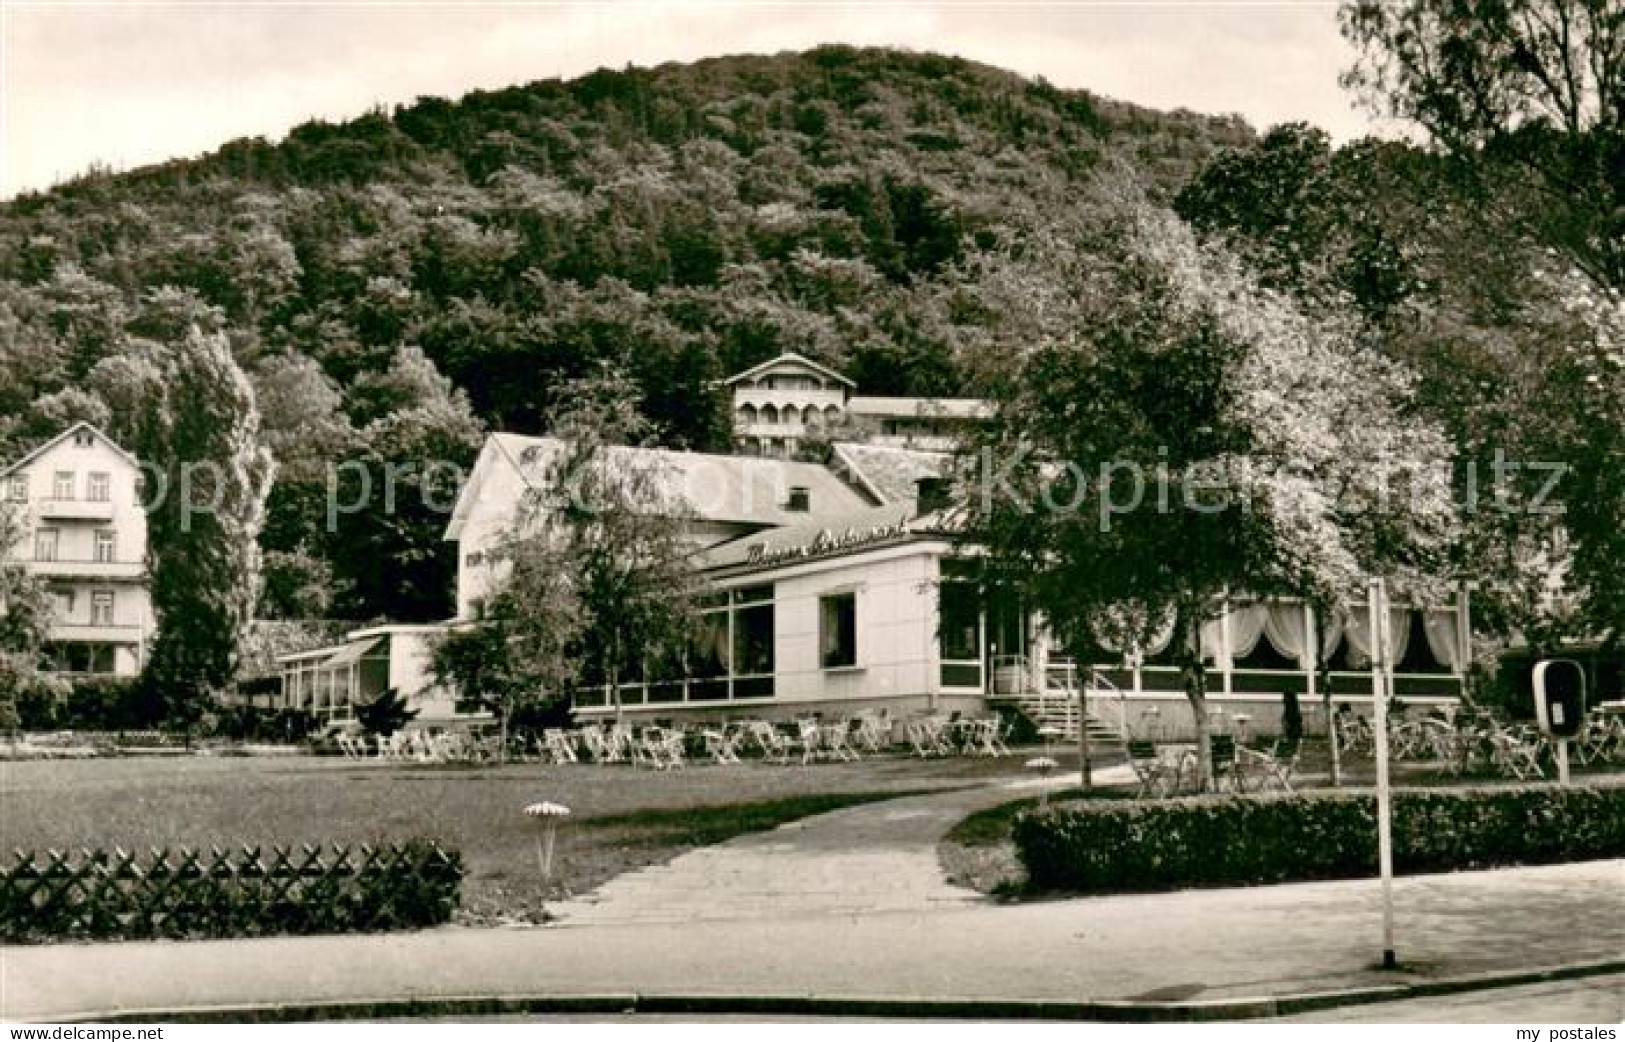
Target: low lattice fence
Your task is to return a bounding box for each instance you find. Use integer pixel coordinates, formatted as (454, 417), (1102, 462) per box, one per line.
(0, 840), (463, 942)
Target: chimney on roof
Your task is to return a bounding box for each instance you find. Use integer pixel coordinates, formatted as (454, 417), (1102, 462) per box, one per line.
(914, 476), (951, 517)
(786, 485), (811, 512)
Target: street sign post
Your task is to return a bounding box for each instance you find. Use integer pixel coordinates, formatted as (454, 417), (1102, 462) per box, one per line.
(1370, 578), (1396, 970)
(1533, 658), (1587, 785)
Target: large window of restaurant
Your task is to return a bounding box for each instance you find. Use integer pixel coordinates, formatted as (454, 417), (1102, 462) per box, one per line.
(573, 583), (776, 708)
(938, 560), (983, 689)
(819, 591), (857, 669)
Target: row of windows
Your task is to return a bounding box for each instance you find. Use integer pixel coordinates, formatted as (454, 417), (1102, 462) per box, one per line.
(44, 641), (121, 675)
(737, 404), (843, 426)
(575, 584), (860, 708)
(6, 471), (117, 503)
(33, 528), (118, 562)
(51, 587), (119, 625)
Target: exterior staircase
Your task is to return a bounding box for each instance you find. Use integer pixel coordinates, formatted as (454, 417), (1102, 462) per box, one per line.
(995, 661), (1126, 746)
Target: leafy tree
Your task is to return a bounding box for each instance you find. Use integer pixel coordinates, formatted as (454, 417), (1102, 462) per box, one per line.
(354, 686), (418, 738)
(531, 365), (710, 718)
(971, 193), (1458, 789)
(329, 346), (483, 621)
(1340, 0), (1624, 287)
(430, 575), (580, 763)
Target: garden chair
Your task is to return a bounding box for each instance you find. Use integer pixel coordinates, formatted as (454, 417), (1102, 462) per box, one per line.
(581, 728), (611, 760)
(827, 719), (862, 761)
(1127, 740), (1177, 798)
(747, 721), (792, 764)
(1334, 709), (1373, 757)
(1236, 741), (1297, 793)
(409, 729), (438, 763)
(853, 710), (890, 753)
(701, 726), (742, 765)
(1488, 725), (1545, 780)
(797, 718), (825, 764)
(382, 732), (411, 761)
(967, 717), (1009, 757)
(1575, 711), (1617, 766)
(1210, 734), (1240, 792)
(654, 728), (687, 770)
(907, 715), (950, 758)
(542, 729), (579, 764)
(605, 724), (636, 764)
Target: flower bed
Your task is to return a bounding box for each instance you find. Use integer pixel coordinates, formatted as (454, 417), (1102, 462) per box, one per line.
(1012, 783), (1625, 893)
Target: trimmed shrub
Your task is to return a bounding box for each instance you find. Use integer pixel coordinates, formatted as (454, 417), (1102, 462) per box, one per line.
(1013, 784), (1625, 893)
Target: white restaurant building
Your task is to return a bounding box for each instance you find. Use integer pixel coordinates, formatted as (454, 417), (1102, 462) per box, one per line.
(278, 355), (1472, 736)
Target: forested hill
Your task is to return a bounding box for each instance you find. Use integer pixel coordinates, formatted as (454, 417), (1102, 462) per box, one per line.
(0, 46), (1253, 621)
(1, 46), (1251, 443)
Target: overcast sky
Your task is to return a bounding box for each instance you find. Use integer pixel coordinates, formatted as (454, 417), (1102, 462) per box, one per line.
(2, 1), (1388, 199)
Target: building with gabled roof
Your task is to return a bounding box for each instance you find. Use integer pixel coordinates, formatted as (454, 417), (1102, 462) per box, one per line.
(726, 351), (991, 456)
(0, 423), (155, 678)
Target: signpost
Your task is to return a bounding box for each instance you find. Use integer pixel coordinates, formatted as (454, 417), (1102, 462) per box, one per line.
(1369, 578), (1397, 970)
(1533, 658), (1587, 786)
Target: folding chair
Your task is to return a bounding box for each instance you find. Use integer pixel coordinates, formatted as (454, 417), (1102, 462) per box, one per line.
(1209, 734), (1239, 792)
(1127, 740), (1176, 798)
(797, 718), (824, 764)
(1489, 725), (1545, 780)
(822, 720), (860, 762)
(748, 721), (792, 764)
(1236, 741), (1297, 792)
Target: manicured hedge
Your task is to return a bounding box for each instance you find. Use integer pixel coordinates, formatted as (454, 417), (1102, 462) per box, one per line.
(1013, 784), (1625, 893)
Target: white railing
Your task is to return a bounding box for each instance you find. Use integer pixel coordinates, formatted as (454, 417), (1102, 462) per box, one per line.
(1046, 661), (1127, 741)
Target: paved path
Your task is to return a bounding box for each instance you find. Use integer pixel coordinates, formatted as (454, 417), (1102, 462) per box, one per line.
(555, 769), (1122, 924)
(2, 773), (1621, 1022)
(4, 860), (1620, 1021)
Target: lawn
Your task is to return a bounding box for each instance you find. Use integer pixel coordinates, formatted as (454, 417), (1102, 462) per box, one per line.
(0, 750), (1029, 924)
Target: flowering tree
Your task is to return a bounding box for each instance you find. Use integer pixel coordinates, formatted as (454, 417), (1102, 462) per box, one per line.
(434, 365), (706, 750)
(972, 191), (1459, 788)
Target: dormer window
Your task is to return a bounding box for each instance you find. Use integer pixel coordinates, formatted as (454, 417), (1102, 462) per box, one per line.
(786, 486), (810, 512)
(73, 430), (94, 447)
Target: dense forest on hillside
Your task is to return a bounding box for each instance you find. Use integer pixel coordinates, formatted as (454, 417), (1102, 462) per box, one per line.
(1, 41), (1616, 650)
(0, 47), (1254, 622)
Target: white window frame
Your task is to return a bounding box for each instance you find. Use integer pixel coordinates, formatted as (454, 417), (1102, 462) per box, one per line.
(35, 528), (58, 562)
(94, 529), (116, 563)
(87, 472), (111, 503)
(91, 590), (115, 626)
(819, 588), (860, 671)
(52, 471), (75, 500)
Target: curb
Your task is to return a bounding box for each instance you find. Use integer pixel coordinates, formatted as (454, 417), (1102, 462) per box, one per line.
(41, 958), (1625, 1023)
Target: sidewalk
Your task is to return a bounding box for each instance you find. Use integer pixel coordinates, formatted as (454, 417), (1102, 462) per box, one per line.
(4, 814), (1620, 1021)
(554, 770), (1091, 924)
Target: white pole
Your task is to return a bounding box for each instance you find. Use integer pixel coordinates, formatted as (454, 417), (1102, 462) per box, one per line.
(1370, 578), (1397, 970)
(1557, 738), (1570, 785)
